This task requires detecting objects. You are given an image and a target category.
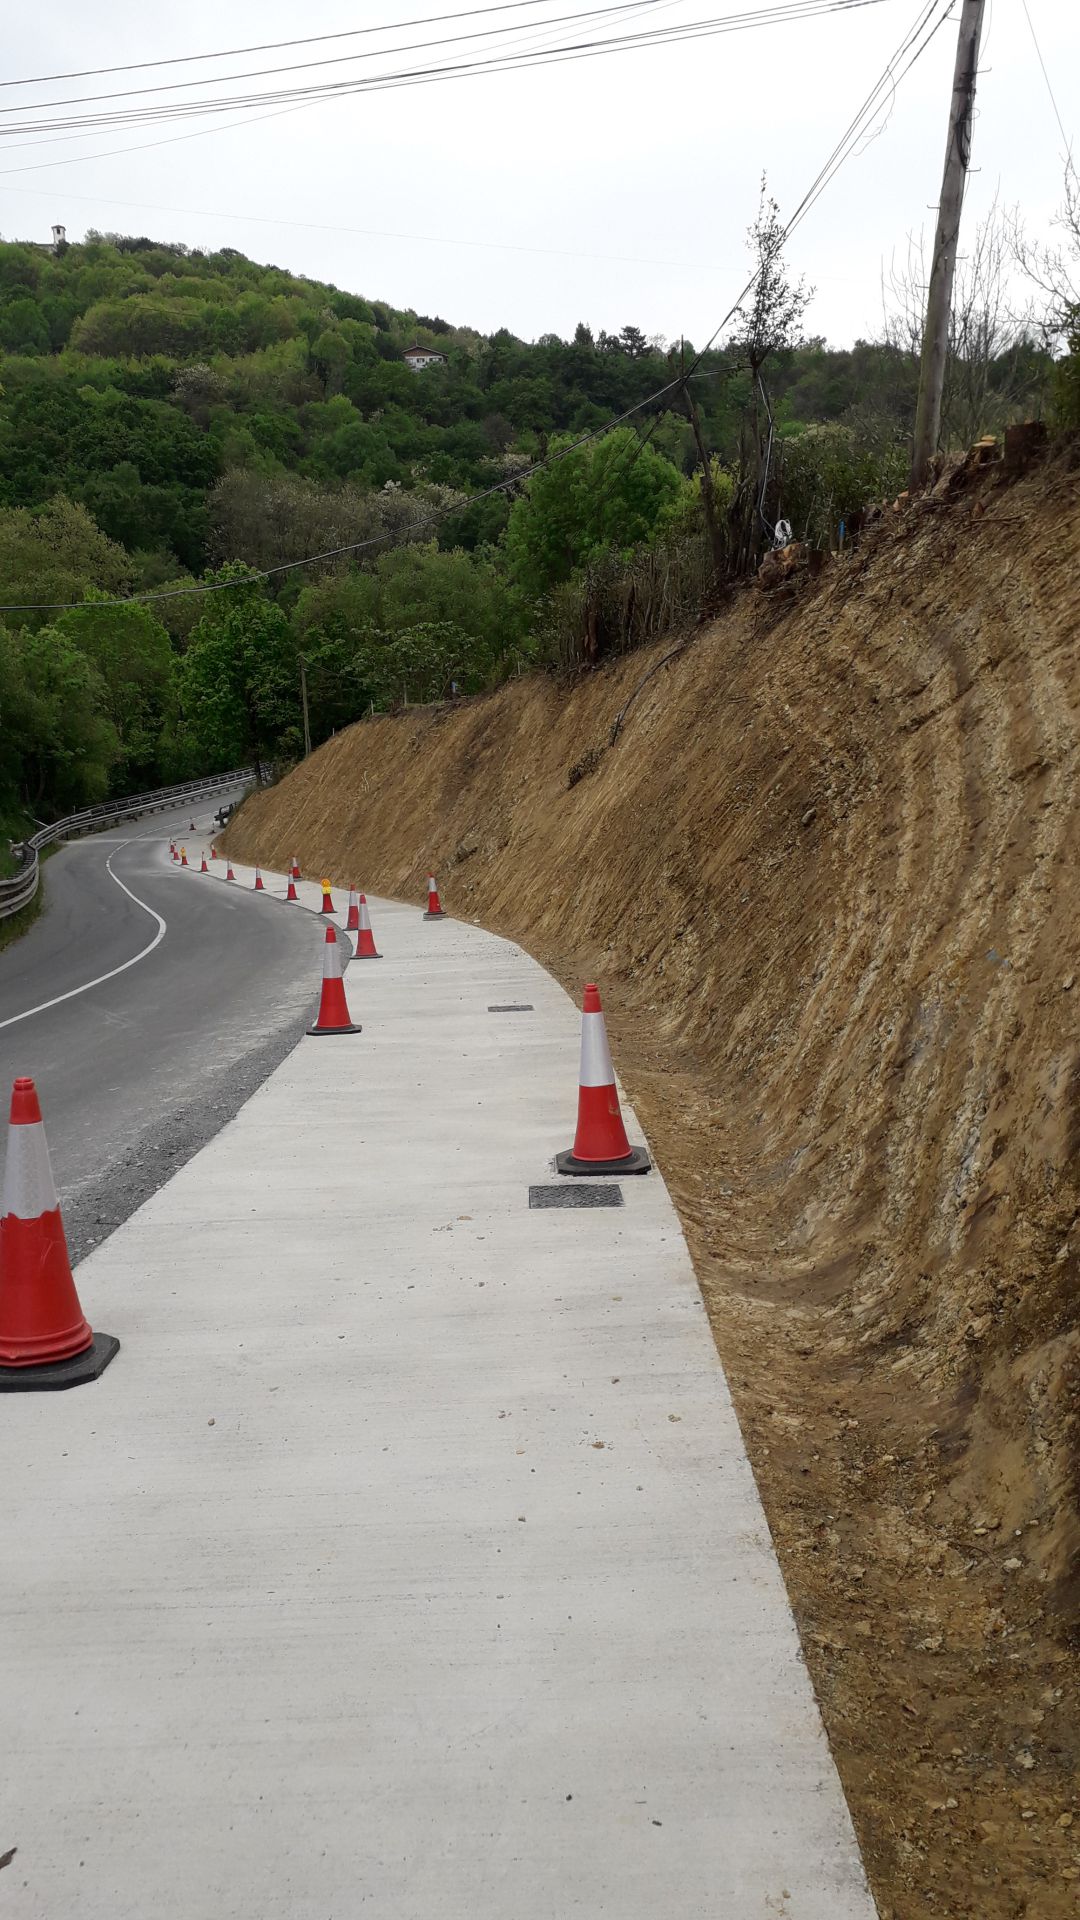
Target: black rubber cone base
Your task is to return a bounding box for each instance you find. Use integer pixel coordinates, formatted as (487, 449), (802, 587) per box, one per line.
(0, 1330), (120, 1393)
(556, 1146), (651, 1177)
(306, 1022), (362, 1036)
(423, 910), (447, 920)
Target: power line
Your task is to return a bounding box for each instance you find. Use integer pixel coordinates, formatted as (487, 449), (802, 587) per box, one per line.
(0, 0), (940, 614)
(0, 1), (889, 152)
(0, 0), (664, 120)
(0, 0), (662, 156)
(783, 0), (946, 246)
(0, 0), (586, 91)
(1019, 0), (1072, 157)
(4, 1), (883, 135)
(658, 0), (948, 414)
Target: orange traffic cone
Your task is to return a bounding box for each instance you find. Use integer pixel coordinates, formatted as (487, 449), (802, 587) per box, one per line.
(353, 893), (381, 959)
(556, 985), (651, 1176)
(320, 880), (335, 914)
(346, 886), (360, 931)
(285, 877), (299, 903)
(200, 854), (209, 873)
(254, 867), (265, 892)
(307, 926), (361, 1036)
(0, 1079), (119, 1390)
(180, 847), (188, 867)
(424, 874), (445, 920)
(291, 856), (301, 880)
(211, 847), (219, 860)
(226, 861), (236, 882)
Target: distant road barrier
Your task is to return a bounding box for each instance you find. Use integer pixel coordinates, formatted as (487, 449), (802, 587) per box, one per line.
(0, 768), (254, 923)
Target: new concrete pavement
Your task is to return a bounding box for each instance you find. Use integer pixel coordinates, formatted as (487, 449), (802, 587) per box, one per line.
(0, 795), (323, 1261)
(1, 852), (877, 1919)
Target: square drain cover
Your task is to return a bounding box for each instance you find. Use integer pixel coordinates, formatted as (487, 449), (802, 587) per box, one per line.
(529, 1184), (623, 1209)
(488, 1003), (534, 1012)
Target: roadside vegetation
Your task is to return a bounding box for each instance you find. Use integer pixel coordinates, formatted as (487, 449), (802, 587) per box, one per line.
(0, 175), (1075, 820)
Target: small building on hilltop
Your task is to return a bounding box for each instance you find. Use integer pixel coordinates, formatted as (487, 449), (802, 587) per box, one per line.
(402, 344), (448, 372)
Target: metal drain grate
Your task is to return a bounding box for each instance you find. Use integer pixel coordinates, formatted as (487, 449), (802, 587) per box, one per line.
(488, 1003), (534, 1012)
(529, 1184), (624, 1209)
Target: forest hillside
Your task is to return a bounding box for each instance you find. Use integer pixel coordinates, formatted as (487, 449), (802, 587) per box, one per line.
(0, 226), (1055, 834)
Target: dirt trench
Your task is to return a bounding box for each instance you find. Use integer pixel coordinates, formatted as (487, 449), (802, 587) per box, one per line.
(225, 449), (1080, 1917)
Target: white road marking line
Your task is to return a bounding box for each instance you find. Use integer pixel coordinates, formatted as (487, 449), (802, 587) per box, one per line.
(0, 841), (167, 1033)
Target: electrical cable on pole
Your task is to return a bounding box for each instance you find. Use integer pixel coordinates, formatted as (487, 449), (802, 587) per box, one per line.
(909, 0), (986, 489)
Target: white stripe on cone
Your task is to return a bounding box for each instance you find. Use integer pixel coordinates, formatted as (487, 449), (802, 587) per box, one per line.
(323, 929), (343, 978)
(358, 898), (372, 930)
(3, 1121), (59, 1221)
(579, 1010), (617, 1089)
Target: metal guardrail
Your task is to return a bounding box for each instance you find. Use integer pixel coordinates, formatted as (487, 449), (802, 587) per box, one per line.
(0, 768), (254, 923)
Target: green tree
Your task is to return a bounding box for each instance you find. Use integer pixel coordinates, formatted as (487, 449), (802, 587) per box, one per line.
(181, 565), (296, 773)
(55, 596), (174, 790)
(0, 623), (33, 807)
(310, 327), (351, 397)
(0, 297), (50, 354)
(504, 427), (683, 599)
(292, 544), (522, 728)
(11, 624), (119, 810)
(0, 497), (133, 627)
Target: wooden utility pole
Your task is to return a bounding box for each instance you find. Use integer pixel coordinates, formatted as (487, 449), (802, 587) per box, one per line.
(910, 0), (986, 489)
(299, 658), (312, 758)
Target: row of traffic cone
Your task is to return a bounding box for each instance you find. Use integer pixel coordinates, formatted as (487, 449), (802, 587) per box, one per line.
(1, 894), (643, 1397)
(177, 853), (639, 1173)
(175, 852), (635, 1172)
(233, 862), (642, 1176)
(178, 839), (445, 934)
(0, 843), (447, 1382)
(0, 975), (644, 1391)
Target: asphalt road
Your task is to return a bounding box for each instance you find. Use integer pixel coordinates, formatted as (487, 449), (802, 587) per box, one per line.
(0, 792), (324, 1263)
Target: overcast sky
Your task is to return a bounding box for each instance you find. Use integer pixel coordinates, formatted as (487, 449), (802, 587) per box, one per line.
(1, 0), (1076, 348)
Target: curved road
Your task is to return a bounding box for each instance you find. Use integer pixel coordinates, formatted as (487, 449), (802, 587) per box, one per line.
(0, 792), (323, 1262)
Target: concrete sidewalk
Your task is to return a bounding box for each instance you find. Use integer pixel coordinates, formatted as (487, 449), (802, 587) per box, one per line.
(2, 859), (877, 1919)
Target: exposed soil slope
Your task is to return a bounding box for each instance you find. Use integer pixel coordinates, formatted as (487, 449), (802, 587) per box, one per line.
(225, 449), (1080, 1917)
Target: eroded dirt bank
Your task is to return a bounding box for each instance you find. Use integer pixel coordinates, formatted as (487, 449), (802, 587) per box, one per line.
(226, 451), (1080, 1917)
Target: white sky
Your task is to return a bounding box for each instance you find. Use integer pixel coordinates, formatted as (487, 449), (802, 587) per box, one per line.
(0, 0), (1076, 349)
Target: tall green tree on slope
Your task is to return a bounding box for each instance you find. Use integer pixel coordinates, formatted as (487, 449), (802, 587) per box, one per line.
(55, 595), (174, 793)
(181, 565), (296, 774)
(0, 497), (132, 626)
(504, 427), (684, 600)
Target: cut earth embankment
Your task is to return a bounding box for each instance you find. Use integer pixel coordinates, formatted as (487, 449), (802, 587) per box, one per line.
(226, 446), (1080, 1918)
